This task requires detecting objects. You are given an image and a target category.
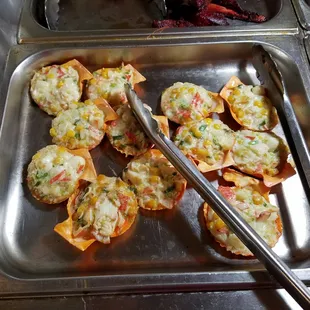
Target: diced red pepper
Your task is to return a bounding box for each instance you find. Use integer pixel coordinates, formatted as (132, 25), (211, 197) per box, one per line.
(125, 131), (137, 143)
(125, 74), (131, 81)
(143, 187), (153, 195)
(192, 92), (203, 107)
(57, 67), (65, 78)
(218, 186), (235, 201)
(50, 170), (66, 184)
(110, 120), (118, 127)
(77, 165), (84, 174)
(245, 136), (255, 140)
(118, 193), (129, 211)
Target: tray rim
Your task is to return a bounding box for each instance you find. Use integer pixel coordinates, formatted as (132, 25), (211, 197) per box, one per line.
(291, 0), (310, 31)
(0, 36), (310, 297)
(17, 0), (299, 44)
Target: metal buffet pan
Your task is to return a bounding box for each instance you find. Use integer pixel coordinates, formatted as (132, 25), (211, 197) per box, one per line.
(17, 0), (298, 44)
(291, 0), (310, 31)
(0, 35), (310, 298)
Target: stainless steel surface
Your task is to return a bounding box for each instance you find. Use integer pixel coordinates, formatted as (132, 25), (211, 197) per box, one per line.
(0, 36), (310, 299)
(291, 0), (310, 30)
(125, 84), (310, 308)
(0, 290), (304, 310)
(44, 0), (59, 30)
(252, 44), (310, 189)
(17, 0), (298, 43)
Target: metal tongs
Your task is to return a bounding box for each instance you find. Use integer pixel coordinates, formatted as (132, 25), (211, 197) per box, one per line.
(125, 45), (310, 308)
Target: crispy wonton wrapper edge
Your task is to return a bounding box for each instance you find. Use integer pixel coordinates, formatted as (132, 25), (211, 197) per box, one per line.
(61, 59), (93, 92)
(196, 151), (235, 173)
(203, 168), (283, 256)
(93, 98), (118, 122)
(220, 76), (279, 131)
(68, 148), (97, 183)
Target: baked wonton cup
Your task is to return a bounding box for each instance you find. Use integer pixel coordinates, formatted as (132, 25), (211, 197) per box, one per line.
(174, 118), (235, 173)
(86, 64), (146, 106)
(161, 82), (224, 125)
(27, 145), (97, 204)
(123, 149), (187, 210)
(105, 104), (169, 157)
(220, 76), (279, 131)
(54, 175), (139, 251)
(203, 168), (283, 256)
(232, 130), (295, 187)
(30, 59), (93, 116)
(50, 98), (118, 150)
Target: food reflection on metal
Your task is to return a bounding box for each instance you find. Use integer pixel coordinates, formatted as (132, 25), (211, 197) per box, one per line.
(125, 84), (310, 309)
(153, 0), (267, 28)
(44, 0), (60, 30)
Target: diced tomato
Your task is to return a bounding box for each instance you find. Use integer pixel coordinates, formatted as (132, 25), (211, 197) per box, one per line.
(218, 186), (235, 201)
(49, 170), (66, 184)
(125, 131), (137, 143)
(61, 177), (72, 182)
(118, 193), (129, 211)
(57, 67), (65, 78)
(125, 74), (131, 81)
(77, 165), (84, 174)
(192, 92), (202, 107)
(255, 163), (263, 173)
(218, 227), (229, 234)
(110, 120), (118, 127)
(245, 136), (255, 140)
(180, 110), (191, 119)
(143, 187), (153, 195)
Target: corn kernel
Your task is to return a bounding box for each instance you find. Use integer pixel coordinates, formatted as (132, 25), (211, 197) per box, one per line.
(57, 81), (64, 88)
(204, 140), (212, 146)
(254, 100), (263, 108)
(215, 218), (226, 230)
(97, 175), (105, 183)
(202, 109), (209, 116)
(179, 87), (186, 93)
(82, 113), (89, 120)
(195, 149), (210, 157)
(72, 101), (79, 105)
(213, 123), (221, 130)
(237, 110), (245, 118)
(146, 199), (158, 209)
(94, 112), (102, 118)
(84, 99), (92, 105)
(191, 127), (202, 138)
(215, 154), (222, 161)
(75, 125), (84, 131)
(208, 221), (214, 230)
(53, 156), (63, 165)
(50, 127), (57, 137)
(232, 88), (241, 96)
(90, 196), (98, 205)
(185, 135), (193, 144)
(252, 192), (263, 205)
(50, 105), (58, 113)
(149, 176), (160, 183)
(206, 118), (212, 125)
(47, 73), (55, 79)
(33, 152), (41, 160)
(101, 69), (109, 79)
(66, 129), (75, 138)
(149, 167), (160, 176)
(90, 79), (97, 85)
(58, 147), (66, 153)
(261, 109), (268, 116)
(228, 94), (235, 104)
(188, 87), (196, 94)
(102, 92), (109, 100)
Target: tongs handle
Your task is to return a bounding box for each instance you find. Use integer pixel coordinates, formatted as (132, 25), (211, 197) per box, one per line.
(125, 86), (310, 309)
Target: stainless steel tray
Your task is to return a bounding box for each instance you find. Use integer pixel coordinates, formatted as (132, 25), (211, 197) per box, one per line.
(17, 0), (298, 43)
(0, 36), (310, 297)
(291, 0), (310, 30)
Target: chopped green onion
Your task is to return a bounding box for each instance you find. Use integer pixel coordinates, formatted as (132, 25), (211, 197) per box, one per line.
(199, 125), (207, 132)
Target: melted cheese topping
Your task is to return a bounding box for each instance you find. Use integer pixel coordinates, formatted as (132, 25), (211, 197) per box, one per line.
(206, 186), (281, 256)
(161, 82), (220, 124)
(226, 84), (276, 130)
(72, 175), (138, 244)
(232, 130), (283, 177)
(50, 100), (105, 150)
(122, 150), (186, 210)
(27, 145), (85, 203)
(174, 118), (235, 166)
(30, 65), (81, 116)
(105, 104), (150, 156)
(86, 66), (135, 105)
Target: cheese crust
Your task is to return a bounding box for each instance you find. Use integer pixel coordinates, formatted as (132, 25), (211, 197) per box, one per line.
(161, 82), (224, 125)
(122, 149), (187, 210)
